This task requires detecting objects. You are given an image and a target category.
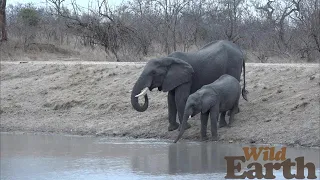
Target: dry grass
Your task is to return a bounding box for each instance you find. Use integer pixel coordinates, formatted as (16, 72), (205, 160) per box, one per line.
(0, 40), (109, 61)
(2, 40), (319, 63)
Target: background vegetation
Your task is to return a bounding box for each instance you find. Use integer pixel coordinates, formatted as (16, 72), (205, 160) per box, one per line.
(0, 0), (319, 62)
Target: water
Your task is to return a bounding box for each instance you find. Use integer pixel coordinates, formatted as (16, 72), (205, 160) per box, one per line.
(1, 133), (319, 180)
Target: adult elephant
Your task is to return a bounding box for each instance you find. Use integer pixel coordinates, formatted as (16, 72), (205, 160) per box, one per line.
(131, 40), (247, 131)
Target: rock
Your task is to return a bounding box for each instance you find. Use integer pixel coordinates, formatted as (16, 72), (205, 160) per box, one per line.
(294, 140), (301, 145)
(108, 72), (117, 76)
(310, 76), (315, 80)
(291, 102), (310, 111)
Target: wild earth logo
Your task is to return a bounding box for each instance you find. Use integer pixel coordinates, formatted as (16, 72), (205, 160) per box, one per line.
(224, 147), (318, 179)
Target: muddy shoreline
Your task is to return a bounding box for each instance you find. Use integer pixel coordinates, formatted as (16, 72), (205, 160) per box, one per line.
(1, 62), (319, 147)
(2, 130), (320, 150)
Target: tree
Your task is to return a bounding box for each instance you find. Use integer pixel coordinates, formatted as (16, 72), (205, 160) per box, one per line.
(18, 8), (40, 26)
(222, 0), (245, 42)
(150, 0), (189, 54)
(46, 0), (68, 44)
(0, 0), (8, 41)
(17, 7), (40, 45)
(292, 0), (320, 61)
(3, 0), (318, 62)
(127, 0), (154, 55)
(255, 0), (302, 50)
(49, 0), (136, 61)
(179, 0), (206, 50)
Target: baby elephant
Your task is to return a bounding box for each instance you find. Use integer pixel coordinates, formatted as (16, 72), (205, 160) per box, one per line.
(174, 74), (241, 143)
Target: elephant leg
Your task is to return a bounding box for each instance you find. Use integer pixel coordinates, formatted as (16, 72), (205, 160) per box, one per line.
(210, 106), (219, 141)
(175, 83), (192, 130)
(227, 107), (240, 116)
(200, 112), (209, 141)
(168, 91), (179, 131)
(228, 101), (239, 126)
(219, 111), (228, 128)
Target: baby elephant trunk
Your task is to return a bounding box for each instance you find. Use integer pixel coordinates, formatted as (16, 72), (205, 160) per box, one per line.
(174, 113), (190, 143)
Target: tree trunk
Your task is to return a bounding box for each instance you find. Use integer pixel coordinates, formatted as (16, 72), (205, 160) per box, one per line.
(312, 33), (320, 53)
(110, 48), (120, 62)
(0, 0), (8, 42)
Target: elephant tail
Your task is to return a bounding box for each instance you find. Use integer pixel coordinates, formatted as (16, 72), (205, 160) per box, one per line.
(242, 59), (248, 101)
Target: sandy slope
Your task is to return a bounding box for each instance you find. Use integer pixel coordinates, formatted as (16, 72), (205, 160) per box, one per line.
(0, 61), (319, 147)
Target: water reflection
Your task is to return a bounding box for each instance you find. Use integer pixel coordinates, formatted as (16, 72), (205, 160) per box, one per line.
(167, 143), (226, 174)
(1, 133), (319, 180)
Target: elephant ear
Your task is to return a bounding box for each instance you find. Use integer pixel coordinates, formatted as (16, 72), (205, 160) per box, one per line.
(201, 92), (215, 113)
(162, 57), (194, 92)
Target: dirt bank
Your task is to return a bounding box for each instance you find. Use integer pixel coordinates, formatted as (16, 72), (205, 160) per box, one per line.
(1, 61), (319, 147)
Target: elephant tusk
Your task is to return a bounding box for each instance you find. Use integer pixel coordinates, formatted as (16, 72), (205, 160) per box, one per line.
(135, 87), (149, 97)
(189, 115), (191, 118)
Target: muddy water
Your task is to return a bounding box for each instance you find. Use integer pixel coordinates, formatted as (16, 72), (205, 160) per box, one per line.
(1, 133), (319, 180)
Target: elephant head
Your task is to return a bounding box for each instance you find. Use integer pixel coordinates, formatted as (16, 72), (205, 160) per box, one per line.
(131, 57), (194, 112)
(174, 89), (216, 143)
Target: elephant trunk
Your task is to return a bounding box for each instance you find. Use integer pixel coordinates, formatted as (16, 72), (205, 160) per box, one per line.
(174, 111), (191, 143)
(131, 76), (151, 112)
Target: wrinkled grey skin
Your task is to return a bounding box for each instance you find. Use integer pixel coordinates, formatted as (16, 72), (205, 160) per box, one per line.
(131, 40), (247, 131)
(174, 74), (241, 143)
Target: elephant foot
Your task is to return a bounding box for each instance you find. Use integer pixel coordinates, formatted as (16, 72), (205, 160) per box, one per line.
(226, 124), (233, 128)
(211, 136), (219, 141)
(168, 122), (180, 131)
(219, 122), (228, 128)
(201, 136), (209, 141)
(178, 122), (191, 131)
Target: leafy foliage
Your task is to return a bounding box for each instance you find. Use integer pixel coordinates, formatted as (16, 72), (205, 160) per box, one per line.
(18, 7), (40, 26)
